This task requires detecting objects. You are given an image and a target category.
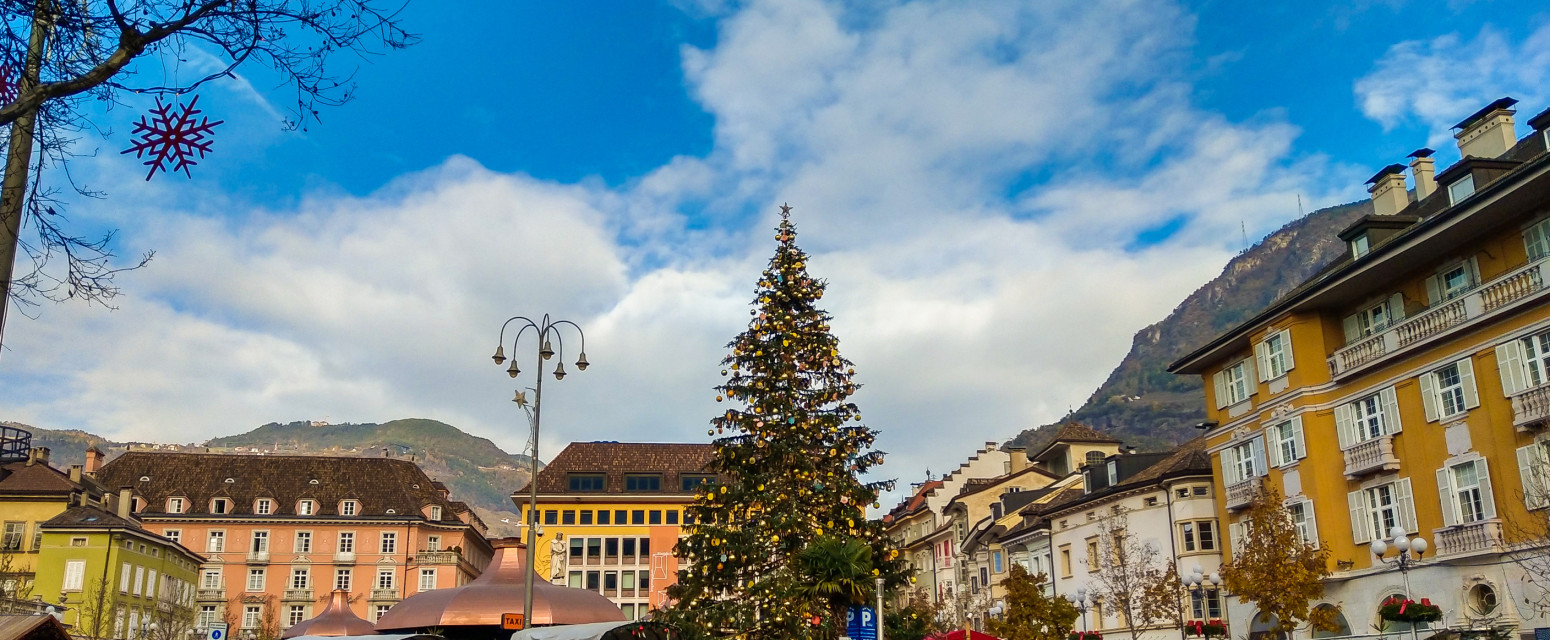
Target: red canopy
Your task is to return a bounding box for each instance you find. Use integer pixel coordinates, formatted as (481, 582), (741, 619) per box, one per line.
(927, 631), (1003, 640)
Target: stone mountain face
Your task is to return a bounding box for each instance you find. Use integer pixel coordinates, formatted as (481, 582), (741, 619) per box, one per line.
(1008, 199), (1372, 453)
(6, 418), (534, 538)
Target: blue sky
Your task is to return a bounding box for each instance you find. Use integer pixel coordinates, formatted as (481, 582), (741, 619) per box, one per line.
(5, 0), (1550, 510)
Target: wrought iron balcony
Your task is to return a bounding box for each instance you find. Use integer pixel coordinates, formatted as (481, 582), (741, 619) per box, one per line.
(1330, 256), (1550, 378)
(1433, 519), (1503, 558)
(1341, 436), (1401, 478)
(1511, 383), (1550, 432)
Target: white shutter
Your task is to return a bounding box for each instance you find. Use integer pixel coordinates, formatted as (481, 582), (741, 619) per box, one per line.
(1420, 372), (1439, 422)
(1518, 444), (1550, 510)
(1335, 403), (1355, 449)
(1396, 478), (1417, 533)
(1302, 499), (1320, 549)
(1290, 416), (1305, 461)
(1279, 330), (1295, 371)
(1348, 491), (1371, 543)
(1497, 341), (1529, 397)
(1343, 315), (1362, 343)
(1387, 293), (1407, 323)
(1468, 256), (1482, 287)
(1253, 436), (1268, 477)
(1437, 467), (1458, 527)
(1425, 274), (1443, 305)
(1228, 521), (1246, 554)
(1527, 221), (1549, 260)
(64, 560), (85, 591)
(1213, 371), (1228, 409)
(1460, 357), (1480, 410)
(1380, 386), (1403, 434)
(1219, 451), (1237, 485)
(1255, 342), (1271, 382)
(1477, 459), (1497, 520)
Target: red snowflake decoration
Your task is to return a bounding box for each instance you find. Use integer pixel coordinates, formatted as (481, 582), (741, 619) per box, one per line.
(121, 95), (224, 180)
(0, 64), (17, 105)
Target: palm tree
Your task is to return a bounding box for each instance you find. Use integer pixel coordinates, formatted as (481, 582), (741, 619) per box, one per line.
(795, 536), (875, 639)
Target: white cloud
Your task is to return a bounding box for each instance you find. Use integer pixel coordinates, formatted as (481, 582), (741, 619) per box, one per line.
(2, 0), (1357, 508)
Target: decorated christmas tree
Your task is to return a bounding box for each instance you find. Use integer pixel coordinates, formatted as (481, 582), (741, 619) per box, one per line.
(660, 205), (905, 639)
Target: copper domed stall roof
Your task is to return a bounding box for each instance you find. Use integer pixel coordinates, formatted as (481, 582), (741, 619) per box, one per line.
(374, 538), (623, 630)
(282, 589), (379, 638)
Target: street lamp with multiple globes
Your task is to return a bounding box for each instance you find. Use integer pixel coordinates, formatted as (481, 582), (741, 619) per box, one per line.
(1183, 565), (1222, 639)
(1371, 526), (1429, 640)
(491, 313), (588, 630)
(1066, 586), (1093, 633)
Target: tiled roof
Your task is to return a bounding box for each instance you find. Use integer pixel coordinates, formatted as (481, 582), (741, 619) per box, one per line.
(96, 452), (467, 521)
(41, 505), (139, 529)
(1043, 438), (1212, 515)
(523, 442), (716, 495)
(1046, 423), (1121, 444)
(0, 461), (85, 495)
(885, 480), (943, 523)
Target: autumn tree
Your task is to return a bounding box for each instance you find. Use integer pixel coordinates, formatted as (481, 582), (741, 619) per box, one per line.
(0, 0), (416, 352)
(1087, 507), (1166, 640)
(0, 545), (33, 605)
(1219, 486), (1333, 635)
(1139, 564), (1188, 632)
(885, 588), (946, 640)
(987, 565), (1079, 640)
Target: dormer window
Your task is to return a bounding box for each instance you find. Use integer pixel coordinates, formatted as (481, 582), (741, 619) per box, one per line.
(567, 473), (605, 492)
(340, 500), (359, 516)
(1083, 451), (1105, 468)
(1350, 233), (1370, 259)
(428, 506), (442, 521)
(1106, 460), (1118, 486)
(625, 474), (663, 492)
(297, 500), (316, 516)
(167, 497), (185, 514)
(255, 499), (274, 515)
(1447, 174), (1476, 205)
(210, 498), (231, 514)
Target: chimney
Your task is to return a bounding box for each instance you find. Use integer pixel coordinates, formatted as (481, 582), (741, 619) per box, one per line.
(116, 487), (133, 519)
(26, 446), (51, 466)
(69, 464), (83, 484)
(1454, 97), (1518, 159)
(1366, 164), (1410, 216)
(84, 447), (104, 474)
(1008, 447), (1028, 473)
(1408, 148), (1437, 200)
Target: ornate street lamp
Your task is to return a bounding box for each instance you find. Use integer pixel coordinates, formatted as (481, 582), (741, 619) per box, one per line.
(1372, 526), (1428, 640)
(491, 313), (588, 629)
(1066, 586), (1093, 633)
(1183, 565), (1222, 639)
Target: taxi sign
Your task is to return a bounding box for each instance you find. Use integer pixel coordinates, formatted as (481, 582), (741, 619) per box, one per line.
(501, 613), (525, 630)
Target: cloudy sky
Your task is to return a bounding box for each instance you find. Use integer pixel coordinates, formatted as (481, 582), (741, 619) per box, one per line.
(3, 0), (1548, 505)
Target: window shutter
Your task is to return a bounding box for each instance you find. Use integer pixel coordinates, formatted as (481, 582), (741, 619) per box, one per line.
(1497, 341), (1528, 397)
(1266, 430), (1281, 468)
(1518, 444), (1550, 510)
(1343, 314), (1361, 343)
(1228, 521), (1246, 554)
(1334, 403), (1355, 449)
(1396, 478), (1417, 533)
(1279, 330), (1295, 371)
(1290, 416), (1305, 461)
(1255, 342), (1270, 382)
(1213, 371), (1228, 409)
(1302, 499), (1320, 549)
(1477, 459), (1496, 520)
(1467, 256), (1482, 287)
(1244, 358), (1257, 391)
(1348, 491), (1371, 543)
(1459, 357), (1480, 410)
(1387, 293), (1407, 323)
(1419, 372), (1439, 422)
(1436, 467), (1458, 527)
(1425, 274), (1443, 305)
(65, 560), (84, 590)
(1380, 386), (1403, 434)
(1253, 436), (1269, 477)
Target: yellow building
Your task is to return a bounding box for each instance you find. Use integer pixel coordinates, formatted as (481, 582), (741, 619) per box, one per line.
(512, 442), (713, 620)
(0, 440), (109, 598)
(1170, 98), (1550, 638)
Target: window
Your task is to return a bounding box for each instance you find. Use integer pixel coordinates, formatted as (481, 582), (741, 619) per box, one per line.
(334, 569), (352, 591)
(419, 568), (436, 591)
(1212, 358), (1254, 408)
(1350, 233), (1370, 259)
(638, 570), (650, 592)
(544, 510), (558, 525)
(376, 568), (395, 590)
(1192, 590), (1224, 620)
(667, 510), (680, 525)
(1421, 359), (1478, 421)
(625, 474), (662, 491)
(1105, 461), (1118, 486)
(0, 522), (22, 551)
(380, 532), (397, 554)
(167, 497), (185, 514)
(1438, 458), (1496, 525)
(681, 474), (715, 491)
(649, 510), (662, 525)
(1499, 330), (1550, 398)
(1083, 451), (1105, 468)
(562, 510), (576, 525)
(373, 605), (391, 622)
(1193, 486), (1208, 496)
(992, 551), (1004, 573)
(207, 531), (225, 553)
(568, 571), (582, 589)
(570, 538), (584, 560)
(1344, 295), (1406, 343)
(210, 498), (230, 514)
(297, 500), (316, 516)
(1525, 218), (1550, 261)
(1427, 259), (1478, 304)
(1336, 388), (1401, 448)
(1447, 173), (1476, 205)
(1085, 539), (1099, 571)
(1269, 418), (1305, 467)
(290, 568), (310, 590)
(255, 499), (274, 515)
(426, 535), (441, 551)
(597, 510), (611, 525)
(63, 560), (86, 591)
(287, 605), (306, 627)
(247, 569), (265, 592)
(337, 532), (355, 553)
(1287, 500), (1318, 547)
(614, 509), (627, 524)
(1349, 479), (1414, 543)
(622, 538), (635, 560)
(605, 572), (618, 590)
(1224, 437), (1265, 485)
(251, 531), (269, 553)
(198, 606), (217, 628)
(243, 606), (262, 629)
(1519, 441), (1550, 510)
(632, 510), (645, 525)
(587, 538), (602, 560)
(1257, 330), (1294, 380)
(163, 530), (180, 544)
(294, 531), (312, 553)
(568, 474), (605, 492)
(200, 568), (222, 590)
(1176, 488), (1189, 499)
(1179, 520), (1217, 552)
(586, 571), (600, 590)
(340, 500), (359, 516)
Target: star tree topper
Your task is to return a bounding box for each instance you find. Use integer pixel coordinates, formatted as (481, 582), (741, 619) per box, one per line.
(121, 95), (224, 180)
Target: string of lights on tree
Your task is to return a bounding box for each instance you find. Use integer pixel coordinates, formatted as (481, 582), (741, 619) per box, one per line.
(659, 204), (907, 639)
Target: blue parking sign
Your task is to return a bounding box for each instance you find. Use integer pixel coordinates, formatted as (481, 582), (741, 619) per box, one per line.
(846, 605), (878, 640)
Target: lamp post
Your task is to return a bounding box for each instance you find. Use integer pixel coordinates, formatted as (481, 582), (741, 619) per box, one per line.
(1183, 565), (1222, 640)
(1066, 587), (1092, 634)
(491, 313), (588, 630)
(1371, 526), (1428, 640)
(876, 577), (886, 640)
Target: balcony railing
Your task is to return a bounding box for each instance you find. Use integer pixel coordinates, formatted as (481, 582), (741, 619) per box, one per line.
(1341, 436), (1400, 479)
(1330, 257), (1550, 378)
(413, 550), (459, 565)
(196, 589), (225, 601)
(333, 551), (356, 563)
(1224, 479), (1257, 511)
(246, 551), (270, 563)
(1433, 519), (1503, 558)
(1511, 383), (1550, 432)
(370, 589), (399, 601)
(283, 589), (313, 602)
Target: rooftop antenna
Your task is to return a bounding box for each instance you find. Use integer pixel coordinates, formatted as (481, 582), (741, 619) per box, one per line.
(1298, 193), (1305, 217)
(1241, 220), (1249, 253)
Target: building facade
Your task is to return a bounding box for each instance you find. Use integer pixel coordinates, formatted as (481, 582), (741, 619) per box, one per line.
(514, 442), (714, 619)
(92, 452), (493, 633)
(1170, 98), (1550, 640)
(0, 443), (109, 600)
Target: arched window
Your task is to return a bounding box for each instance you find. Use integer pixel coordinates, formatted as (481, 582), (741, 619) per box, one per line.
(1311, 604), (1351, 638)
(1085, 451), (1106, 467)
(1249, 611), (1286, 640)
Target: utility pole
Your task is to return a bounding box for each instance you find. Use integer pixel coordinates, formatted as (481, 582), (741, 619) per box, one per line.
(0, 0), (50, 359)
